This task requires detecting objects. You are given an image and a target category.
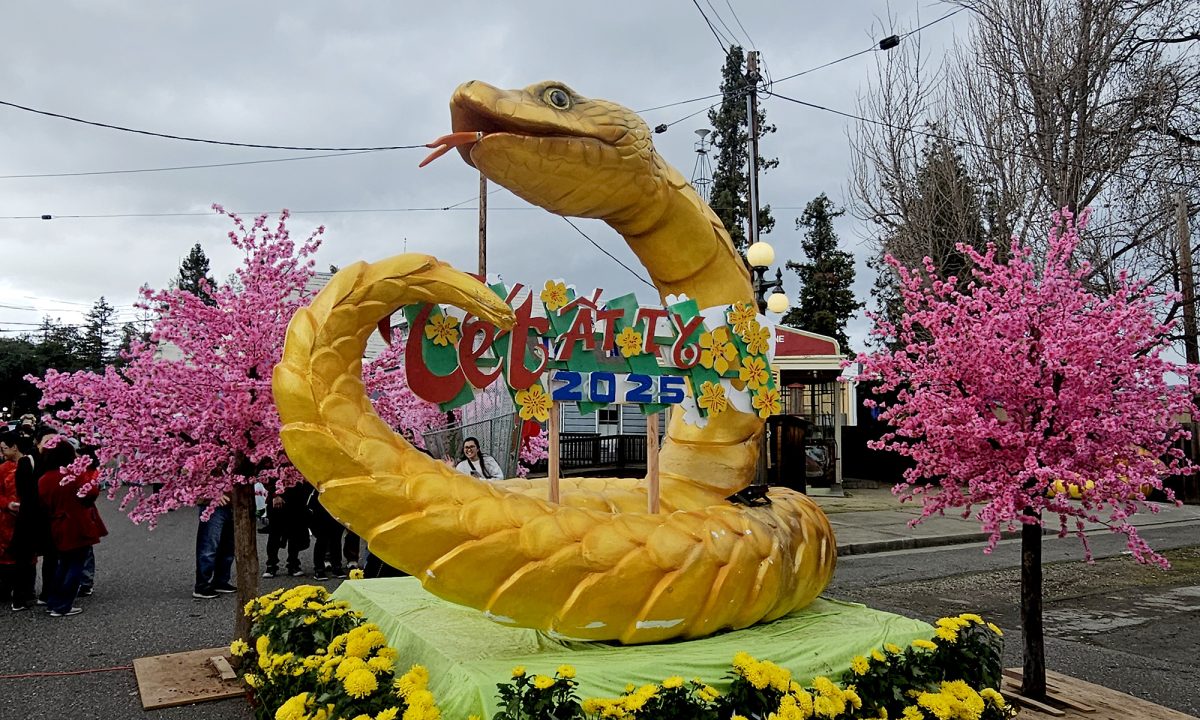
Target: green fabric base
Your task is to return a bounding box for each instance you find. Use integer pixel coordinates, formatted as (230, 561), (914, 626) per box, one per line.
(332, 577), (932, 720)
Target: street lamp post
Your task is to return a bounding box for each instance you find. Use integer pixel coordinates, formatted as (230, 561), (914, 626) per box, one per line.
(742, 240), (789, 489)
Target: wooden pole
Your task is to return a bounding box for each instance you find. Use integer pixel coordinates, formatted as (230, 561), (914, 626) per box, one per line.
(231, 484), (259, 644)
(1177, 192), (1200, 487)
(478, 173), (488, 276)
(548, 401), (560, 503)
(646, 412), (660, 513)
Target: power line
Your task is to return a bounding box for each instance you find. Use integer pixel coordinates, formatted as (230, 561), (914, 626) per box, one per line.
(764, 89), (1199, 192)
(0, 99), (425, 151)
(690, 0), (733, 55)
(724, 0), (757, 49)
(0, 150), (385, 180)
(704, 0), (742, 48)
(561, 218), (655, 289)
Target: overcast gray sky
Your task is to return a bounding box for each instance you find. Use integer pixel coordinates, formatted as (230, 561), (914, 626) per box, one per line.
(0, 1), (960, 351)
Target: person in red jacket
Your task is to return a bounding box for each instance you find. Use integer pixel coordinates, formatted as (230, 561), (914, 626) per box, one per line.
(37, 440), (106, 617)
(0, 453), (20, 607)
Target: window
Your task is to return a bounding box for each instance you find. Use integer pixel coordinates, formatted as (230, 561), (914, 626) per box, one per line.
(597, 406), (620, 436)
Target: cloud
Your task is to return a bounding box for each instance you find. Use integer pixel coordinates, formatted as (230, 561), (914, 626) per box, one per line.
(0, 1), (958, 344)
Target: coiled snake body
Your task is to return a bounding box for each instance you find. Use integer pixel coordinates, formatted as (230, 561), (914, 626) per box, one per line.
(272, 81), (836, 644)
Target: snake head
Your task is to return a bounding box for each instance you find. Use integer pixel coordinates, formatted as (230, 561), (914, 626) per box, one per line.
(446, 80), (673, 228)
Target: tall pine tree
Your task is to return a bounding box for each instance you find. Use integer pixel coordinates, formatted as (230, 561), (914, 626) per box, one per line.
(871, 134), (991, 347)
(175, 243), (218, 305)
(79, 296), (118, 369)
(707, 45), (777, 253)
(782, 194), (861, 352)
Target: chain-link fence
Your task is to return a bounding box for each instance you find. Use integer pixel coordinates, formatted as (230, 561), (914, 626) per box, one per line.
(422, 411), (522, 478)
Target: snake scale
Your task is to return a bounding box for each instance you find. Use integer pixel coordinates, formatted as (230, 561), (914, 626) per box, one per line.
(272, 80), (836, 644)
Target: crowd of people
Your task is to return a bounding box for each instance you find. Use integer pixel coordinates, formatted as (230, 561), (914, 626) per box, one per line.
(1, 420), (506, 612)
(0, 414), (106, 617)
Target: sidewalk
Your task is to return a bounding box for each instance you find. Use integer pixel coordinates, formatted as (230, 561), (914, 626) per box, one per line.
(807, 484), (1200, 556)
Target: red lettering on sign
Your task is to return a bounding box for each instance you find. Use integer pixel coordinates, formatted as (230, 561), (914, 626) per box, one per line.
(506, 295), (549, 390)
(406, 304), (467, 403)
(594, 308), (625, 353)
(634, 307), (669, 354)
(670, 313), (704, 368)
(458, 316), (502, 389)
(556, 307), (597, 361)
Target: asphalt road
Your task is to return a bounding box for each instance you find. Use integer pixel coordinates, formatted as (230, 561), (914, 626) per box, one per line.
(4, 496), (1196, 719)
(828, 524), (1200, 717)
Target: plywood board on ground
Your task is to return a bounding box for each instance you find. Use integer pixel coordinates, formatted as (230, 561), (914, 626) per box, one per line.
(132, 647), (245, 710)
(1003, 668), (1197, 720)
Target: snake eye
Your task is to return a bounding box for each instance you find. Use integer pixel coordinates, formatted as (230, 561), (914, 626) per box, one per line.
(543, 87), (572, 110)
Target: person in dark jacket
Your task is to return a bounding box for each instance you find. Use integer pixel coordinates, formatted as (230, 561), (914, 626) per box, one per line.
(262, 481), (311, 578)
(1, 431), (43, 610)
(37, 441), (106, 617)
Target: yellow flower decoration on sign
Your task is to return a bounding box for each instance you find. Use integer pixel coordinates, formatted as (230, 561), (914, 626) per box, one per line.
(740, 320), (772, 356)
(424, 313), (459, 347)
(540, 280), (569, 312)
(615, 326), (643, 357)
(515, 383), (552, 422)
(697, 381), (728, 415)
(738, 355), (769, 390)
(727, 302), (758, 337)
(698, 326), (740, 375)
(752, 387), (781, 419)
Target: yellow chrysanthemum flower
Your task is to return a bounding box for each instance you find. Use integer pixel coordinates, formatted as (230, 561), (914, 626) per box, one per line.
(349, 568), (365, 579)
(912, 638), (938, 651)
(369, 656), (395, 673)
(510, 665), (526, 678)
(662, 675), (684, 689)
(987, 622), (1004, 637)
(850, 655), (870, 675)
(901, 707), (924, 720)
(275, 692), (310, 720)
(344, 668), (378, 698)
(229, 639), (249, 657)
(533, 675), (555, 690)
(870, 648), (887, 663)
(557, 664), (576, 679)
(242, 672), (260, 688)
(958, 613), (984, 624)
(885, 643), (902, 654)
(980, 688), (1005, 708)
(934, 626), (958, 643)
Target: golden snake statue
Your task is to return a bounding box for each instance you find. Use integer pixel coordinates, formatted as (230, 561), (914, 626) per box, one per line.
(272, 80), (836, 644)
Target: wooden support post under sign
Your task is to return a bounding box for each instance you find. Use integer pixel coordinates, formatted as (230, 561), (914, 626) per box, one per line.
(646, 412), (660, 513)
(548, 400), (560, 503)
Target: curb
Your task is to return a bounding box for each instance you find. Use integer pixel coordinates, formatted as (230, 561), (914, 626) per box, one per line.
(836, 518), (1200, 557)
(837, 530), (1021, 557)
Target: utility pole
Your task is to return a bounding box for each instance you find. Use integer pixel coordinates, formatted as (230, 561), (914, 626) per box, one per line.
(1177, 192), (1199, 471)
(478, 173), (488, 276)
(745, 51), (761, 249)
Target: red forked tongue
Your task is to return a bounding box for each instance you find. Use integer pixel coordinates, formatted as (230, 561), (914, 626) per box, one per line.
(419, 131), (484, 168)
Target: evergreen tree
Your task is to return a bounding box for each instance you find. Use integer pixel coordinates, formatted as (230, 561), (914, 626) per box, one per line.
(0, 337), (41, 416)
(175, 243), (218, 305)
(782, 194), (861, 352)
(79, 296), (118, 369)
(34, 317), (83, 374)
(871, 135), (990, 344)
(707, 45), (777, 253)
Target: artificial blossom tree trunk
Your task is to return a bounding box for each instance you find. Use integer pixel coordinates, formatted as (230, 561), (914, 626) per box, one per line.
(232, 483), (260, 644)
(1020, 510), (1046, 698)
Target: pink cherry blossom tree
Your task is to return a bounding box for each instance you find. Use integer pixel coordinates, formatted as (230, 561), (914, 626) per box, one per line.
(855, 208), (1199, 698)
(33, 208), (321, 639)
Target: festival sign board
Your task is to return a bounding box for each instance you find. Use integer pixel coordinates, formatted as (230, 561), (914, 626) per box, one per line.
(402, 279), (780, 426)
